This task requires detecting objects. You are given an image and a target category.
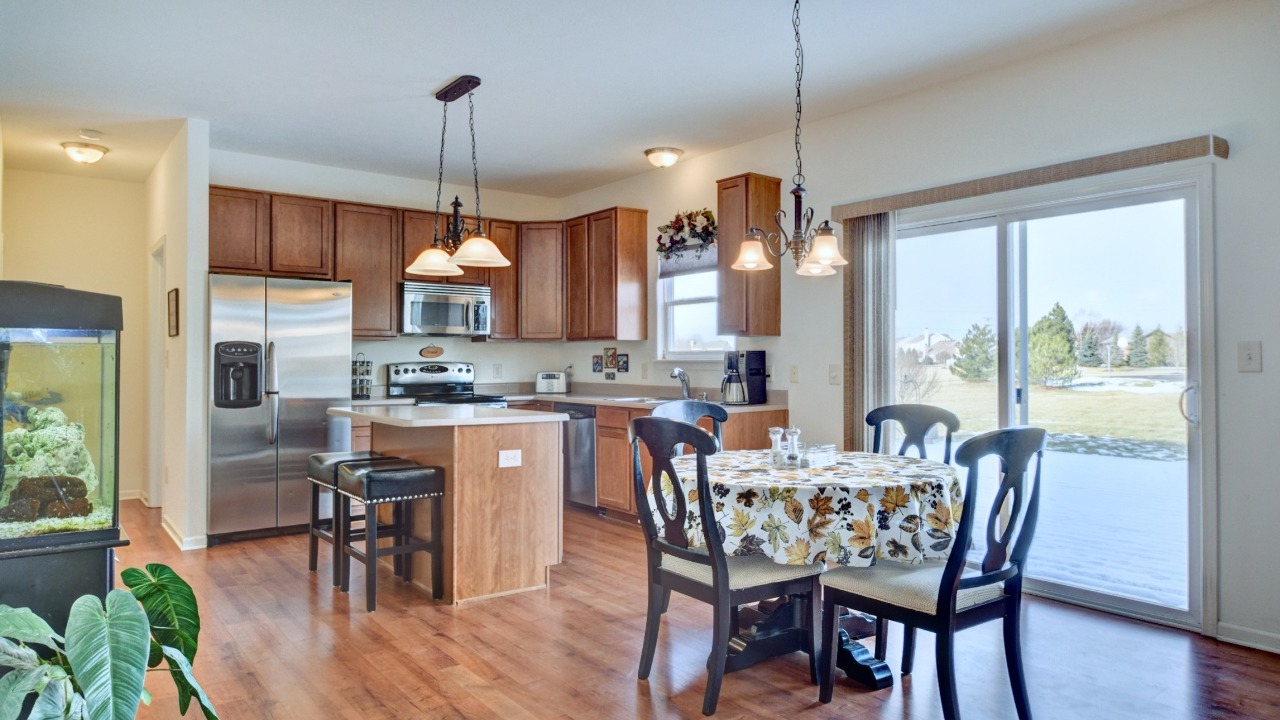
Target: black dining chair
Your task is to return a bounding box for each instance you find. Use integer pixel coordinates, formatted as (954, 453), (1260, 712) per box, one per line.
(632, 416), (823, 716)
(650, 399), (728, 454)
(865, 403), (962, 661)
(818, 426), (1047, 720)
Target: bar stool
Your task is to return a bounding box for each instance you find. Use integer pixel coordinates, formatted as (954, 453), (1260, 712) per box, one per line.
(335, 458), (446, 611)
(307, 450), (380, 585)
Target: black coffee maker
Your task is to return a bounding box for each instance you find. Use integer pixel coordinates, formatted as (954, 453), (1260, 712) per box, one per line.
(723, 351), (767, 405)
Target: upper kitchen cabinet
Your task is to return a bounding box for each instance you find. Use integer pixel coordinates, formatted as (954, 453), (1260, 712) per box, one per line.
(335, 203), (401, 339)
(270, 194), (334, 279)
(209, 187), (270, 273)
(487, 219), (520, 340)
(518, 221), (565, 340)
(565, 207), (647, 341)
(717, 173), (781, 336)
(402, 210), (489, 286)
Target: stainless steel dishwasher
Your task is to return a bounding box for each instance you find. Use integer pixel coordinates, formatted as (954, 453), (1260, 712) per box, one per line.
(555, 403), (597, 508)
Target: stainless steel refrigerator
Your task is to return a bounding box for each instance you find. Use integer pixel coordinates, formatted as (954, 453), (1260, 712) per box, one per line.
(208, 274), (352, 542)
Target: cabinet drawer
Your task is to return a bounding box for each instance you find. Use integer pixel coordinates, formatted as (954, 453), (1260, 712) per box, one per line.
(597, 406), (631, 430)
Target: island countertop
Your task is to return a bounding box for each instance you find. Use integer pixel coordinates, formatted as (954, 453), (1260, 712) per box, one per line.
(328, 404), (569, 428)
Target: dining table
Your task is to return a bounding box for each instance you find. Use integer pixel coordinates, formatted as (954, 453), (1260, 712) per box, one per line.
(662, 448), (963, 689)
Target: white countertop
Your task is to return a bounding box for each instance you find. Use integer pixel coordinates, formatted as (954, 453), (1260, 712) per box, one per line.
(510, 394), (789, 413)
(328, 405), (569, 428)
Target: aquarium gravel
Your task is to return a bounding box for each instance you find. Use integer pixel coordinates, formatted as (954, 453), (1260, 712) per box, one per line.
(0, 504), (112, 539)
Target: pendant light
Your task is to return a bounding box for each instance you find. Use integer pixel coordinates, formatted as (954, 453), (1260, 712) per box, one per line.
(731, 0), (847, 276)
(406, 75), (511, 276)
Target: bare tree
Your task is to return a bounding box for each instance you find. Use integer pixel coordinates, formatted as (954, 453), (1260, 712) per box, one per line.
(896, 348), (941, 403)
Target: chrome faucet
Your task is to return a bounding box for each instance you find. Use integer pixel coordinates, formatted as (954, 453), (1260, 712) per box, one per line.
(670, 367), (691, 399)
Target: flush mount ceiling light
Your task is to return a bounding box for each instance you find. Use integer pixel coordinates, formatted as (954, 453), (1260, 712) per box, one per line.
(731, 0), (847, 277)
(62, 141), (108, 164)
(644, 147), (683, 169)
(406, 74), (511, 277)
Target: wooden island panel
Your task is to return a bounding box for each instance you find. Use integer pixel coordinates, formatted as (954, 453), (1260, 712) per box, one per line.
(369, 421), (562, 604)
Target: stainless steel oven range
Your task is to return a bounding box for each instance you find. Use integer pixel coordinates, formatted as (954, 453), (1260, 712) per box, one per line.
(386, 361), (507, 407)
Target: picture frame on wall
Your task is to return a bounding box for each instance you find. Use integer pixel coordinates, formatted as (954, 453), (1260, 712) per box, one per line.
(592, 355), (604, 372)
(167, 288), (180, 337)
(604, 347), (617, 368)
(617, 354), (629, 372)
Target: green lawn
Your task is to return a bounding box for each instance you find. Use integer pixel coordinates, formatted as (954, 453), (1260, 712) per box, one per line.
(918, 366), (1186, 445)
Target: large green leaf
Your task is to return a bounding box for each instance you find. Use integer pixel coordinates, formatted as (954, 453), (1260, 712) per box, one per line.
(160, 646), (219, 720)
(0, 666), (50, 720)
(0, 636), (40, 670)
(121, 565), (200, 667)
(64, 590), (150, 720)
(0, 605), (63, 648)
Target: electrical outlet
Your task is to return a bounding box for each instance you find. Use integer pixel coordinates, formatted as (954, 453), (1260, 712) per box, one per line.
(829, 364), (842, 385)
(605, 371), (616, 381)
(492, 362), (503, 379)
(1239, 341), (1262, 372)
(498, 449), (522, 468)
(789, 365), (800, 383)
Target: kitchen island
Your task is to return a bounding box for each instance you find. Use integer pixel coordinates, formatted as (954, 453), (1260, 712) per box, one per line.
(326, 405), (568, 604)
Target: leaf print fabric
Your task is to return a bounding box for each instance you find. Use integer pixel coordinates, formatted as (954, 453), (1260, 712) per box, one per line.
(663, 450), (961, 567)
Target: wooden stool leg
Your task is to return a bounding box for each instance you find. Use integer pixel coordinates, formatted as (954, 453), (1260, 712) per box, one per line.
(365, 501), (379, 612)
(339, 494), (352, 593)
(430, 495), (443, 600)
(402, 501), (415, 584)
(329, 489), (342, 588)
(307, 482), (320, 573)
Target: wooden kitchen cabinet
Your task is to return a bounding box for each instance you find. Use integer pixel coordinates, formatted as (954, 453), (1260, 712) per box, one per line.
(209, 187), (270, 273)
(270, 194), (334, 278)
(566, 207), (647, 341)
(487, 219), (520, 340)
(717, 173), (781, 336)
(507, 400), (555, 412)
(595, 406), (639, 514)
(402, 210), (490, 285)
(335, 202), (400, 339)
(518, 221), (566, 340)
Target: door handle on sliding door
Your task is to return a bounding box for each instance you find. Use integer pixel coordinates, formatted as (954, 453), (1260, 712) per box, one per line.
(1178, 384), (1199, 427)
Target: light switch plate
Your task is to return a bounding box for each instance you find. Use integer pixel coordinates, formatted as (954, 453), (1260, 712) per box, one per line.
(492, 362), (503, 379)
(789, 365), (800, 383)
(1238, 341), (1262, 372)
(498, 449), (522, 468)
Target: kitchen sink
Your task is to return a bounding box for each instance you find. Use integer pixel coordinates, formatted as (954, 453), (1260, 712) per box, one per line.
(611, 397), (672, 404)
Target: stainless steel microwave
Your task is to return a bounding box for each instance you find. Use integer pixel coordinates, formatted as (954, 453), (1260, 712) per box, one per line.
(402, 282), (491, 337)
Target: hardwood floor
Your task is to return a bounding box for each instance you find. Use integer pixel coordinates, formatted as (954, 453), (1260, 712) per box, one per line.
(119, 501), (1280, 719)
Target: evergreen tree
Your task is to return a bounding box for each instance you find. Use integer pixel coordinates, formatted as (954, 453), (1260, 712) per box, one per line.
(1078, 326), (1102, 367)
(950, 323), (997, 382)
(1128, 324), (1150, 368)
(1147, 325), (1171, 367)
(1028, 303), (1079, 386)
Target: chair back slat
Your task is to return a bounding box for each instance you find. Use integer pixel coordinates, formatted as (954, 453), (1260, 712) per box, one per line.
(650, 400), (728, 454)
(866, 403), (961, 462)
(937, 426), (1046, 614)
(631, 416), (722, 558)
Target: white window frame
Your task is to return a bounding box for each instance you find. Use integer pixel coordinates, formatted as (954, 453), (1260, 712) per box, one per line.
(657, 270), (735, 361)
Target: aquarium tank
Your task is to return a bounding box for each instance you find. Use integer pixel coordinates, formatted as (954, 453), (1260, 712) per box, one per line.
(0, 281), (121, 549)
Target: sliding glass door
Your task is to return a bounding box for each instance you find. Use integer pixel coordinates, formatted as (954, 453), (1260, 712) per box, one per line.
(892, 183), (1204, 628)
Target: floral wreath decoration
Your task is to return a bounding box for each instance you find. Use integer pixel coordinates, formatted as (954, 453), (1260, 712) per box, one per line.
(655, 208), (717, 260)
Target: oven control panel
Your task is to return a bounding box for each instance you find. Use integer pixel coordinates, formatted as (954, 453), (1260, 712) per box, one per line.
(387, 361), (474, 386)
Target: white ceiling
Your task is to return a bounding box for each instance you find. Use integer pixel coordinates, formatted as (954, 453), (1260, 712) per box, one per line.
(0, 0), (1211, 198)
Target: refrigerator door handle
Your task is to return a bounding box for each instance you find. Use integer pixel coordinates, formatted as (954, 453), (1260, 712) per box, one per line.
(265, 341), (279, 445)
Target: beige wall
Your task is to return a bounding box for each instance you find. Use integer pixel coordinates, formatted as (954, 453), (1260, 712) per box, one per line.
(0, 118), (5, 277)
(1, 168), (149, 499)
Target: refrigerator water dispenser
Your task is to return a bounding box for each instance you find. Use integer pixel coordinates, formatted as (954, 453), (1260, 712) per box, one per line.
(214, 341), (262, 408)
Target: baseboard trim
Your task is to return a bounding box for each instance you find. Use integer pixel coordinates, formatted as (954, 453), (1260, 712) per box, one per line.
(1218, 622), (1280, 654)
(120, 490), (142, 501)
(160, 515), (208, 552)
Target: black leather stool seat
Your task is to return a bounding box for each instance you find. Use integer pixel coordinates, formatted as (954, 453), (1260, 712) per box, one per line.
(333, 458), (447, 611)
(308, 450), (380, 486)
(336, 462), (445, 503)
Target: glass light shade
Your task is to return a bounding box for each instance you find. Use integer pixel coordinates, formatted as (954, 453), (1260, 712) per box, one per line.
(406, 246), (464, 276)
(644, 147), (683, 168)
(731, 240), (774, 271)
(808, 226), (848, 266)
(62, 142), (108, 164)
(796, 255), (837, 277)
(450, 232), (511, 267)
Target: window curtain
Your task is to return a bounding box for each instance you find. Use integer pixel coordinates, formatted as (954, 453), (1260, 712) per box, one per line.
(842, 212), (892, 451)
(657, 246), (718, 279)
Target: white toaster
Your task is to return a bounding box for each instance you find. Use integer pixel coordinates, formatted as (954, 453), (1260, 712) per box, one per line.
(535, 371), (567, 393)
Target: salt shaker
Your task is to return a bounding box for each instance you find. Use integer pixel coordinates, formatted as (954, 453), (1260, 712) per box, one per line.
(768, 427), (785, 468)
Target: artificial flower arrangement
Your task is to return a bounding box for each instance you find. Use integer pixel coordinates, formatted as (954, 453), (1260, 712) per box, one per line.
(655, 209), (717, 260)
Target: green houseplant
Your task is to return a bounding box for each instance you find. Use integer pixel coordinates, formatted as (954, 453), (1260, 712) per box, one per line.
(0, 563), (217, 720)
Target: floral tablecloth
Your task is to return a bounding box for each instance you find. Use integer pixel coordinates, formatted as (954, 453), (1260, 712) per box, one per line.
(660, 450), (962, 567)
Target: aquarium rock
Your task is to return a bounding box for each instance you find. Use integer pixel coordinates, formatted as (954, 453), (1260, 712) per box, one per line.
(1, 407), (97, 506)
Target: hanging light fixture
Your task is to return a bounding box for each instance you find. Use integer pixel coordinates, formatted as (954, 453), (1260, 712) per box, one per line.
(406, 75), (511, 276)
(732, 0), (847, 277)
